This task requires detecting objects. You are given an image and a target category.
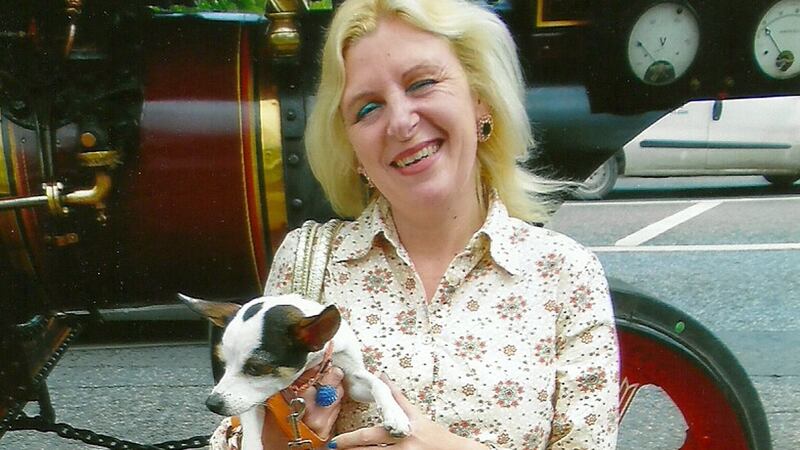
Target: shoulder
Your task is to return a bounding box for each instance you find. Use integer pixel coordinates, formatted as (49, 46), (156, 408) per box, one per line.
(503, 216), (601, 272)
(279, 219), (347, 253)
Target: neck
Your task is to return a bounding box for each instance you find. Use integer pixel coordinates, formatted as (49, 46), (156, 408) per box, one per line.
(390, 187), (486, 262)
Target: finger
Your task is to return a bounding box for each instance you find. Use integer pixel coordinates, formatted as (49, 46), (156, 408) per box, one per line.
(379, 373), (417, 415)
(302, 366), (345, 436)
(304, 365), (345, 408)
(329, 426), (401, 449)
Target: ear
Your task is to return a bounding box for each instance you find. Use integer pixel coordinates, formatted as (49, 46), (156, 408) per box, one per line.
(290, 305), (341, 352)
(178, 293), (241, 328)
(474, 95), (490, 118)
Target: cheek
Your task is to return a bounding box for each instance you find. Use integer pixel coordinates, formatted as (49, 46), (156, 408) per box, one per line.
(348, 128), (383, 164)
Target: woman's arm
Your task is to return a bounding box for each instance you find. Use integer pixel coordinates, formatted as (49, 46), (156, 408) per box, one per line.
(329, 375), (492, 450)
(549, 251), (620, 449)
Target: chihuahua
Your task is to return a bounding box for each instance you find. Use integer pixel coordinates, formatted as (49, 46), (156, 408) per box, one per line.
(179, 293), (411, 450)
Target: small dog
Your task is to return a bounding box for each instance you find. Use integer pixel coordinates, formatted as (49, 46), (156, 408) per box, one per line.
(179, 293), (411, 450)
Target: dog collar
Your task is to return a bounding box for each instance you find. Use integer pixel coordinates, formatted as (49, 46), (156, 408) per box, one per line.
(287, 341), (335, 396)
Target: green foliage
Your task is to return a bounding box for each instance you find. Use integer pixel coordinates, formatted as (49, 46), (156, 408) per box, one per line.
(151, 0), (333, 14)
(156, 0), (268, 14)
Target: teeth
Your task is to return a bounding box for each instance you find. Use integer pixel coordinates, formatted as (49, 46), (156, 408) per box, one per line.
(393, 143), (440, 168)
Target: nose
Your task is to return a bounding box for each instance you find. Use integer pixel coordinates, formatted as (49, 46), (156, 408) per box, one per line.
(385, 97), (419, 141)
(206, 392), (227, 415)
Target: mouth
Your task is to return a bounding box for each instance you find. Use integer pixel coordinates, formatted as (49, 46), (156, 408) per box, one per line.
(390, 139), (442, 169)
(206, 394), (264, 417)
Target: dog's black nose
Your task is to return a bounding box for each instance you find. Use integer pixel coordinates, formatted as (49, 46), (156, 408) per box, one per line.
(206, 392), (227, 415)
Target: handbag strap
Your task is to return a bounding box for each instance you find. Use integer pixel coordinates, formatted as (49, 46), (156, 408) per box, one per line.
(291, 219), (343, 303)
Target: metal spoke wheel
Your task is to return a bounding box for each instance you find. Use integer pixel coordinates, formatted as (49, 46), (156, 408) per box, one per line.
(611, 278), (771, 450)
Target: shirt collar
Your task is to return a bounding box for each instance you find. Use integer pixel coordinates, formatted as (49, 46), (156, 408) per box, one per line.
(330, 196), (397, 263)
(475, 190), (525, 276)
(330, 191), (526, 276)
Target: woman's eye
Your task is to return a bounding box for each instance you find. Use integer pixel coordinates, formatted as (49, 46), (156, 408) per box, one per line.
(356, 102), (380, 121)
(408, 79), (436, 92)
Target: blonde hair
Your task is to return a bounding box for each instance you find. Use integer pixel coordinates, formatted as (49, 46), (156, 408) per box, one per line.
(305, 0), (561, 221)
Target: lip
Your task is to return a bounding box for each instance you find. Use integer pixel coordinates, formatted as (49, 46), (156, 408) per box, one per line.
(389, 139), (443, 167)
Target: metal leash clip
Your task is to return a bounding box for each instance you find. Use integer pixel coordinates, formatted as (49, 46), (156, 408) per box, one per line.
(287, 398), (314, 450)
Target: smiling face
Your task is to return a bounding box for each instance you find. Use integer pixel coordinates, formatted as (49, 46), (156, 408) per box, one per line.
(340, 17), (486, 216)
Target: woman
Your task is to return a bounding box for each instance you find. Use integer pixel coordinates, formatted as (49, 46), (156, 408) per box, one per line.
(212, 0), (619, 449)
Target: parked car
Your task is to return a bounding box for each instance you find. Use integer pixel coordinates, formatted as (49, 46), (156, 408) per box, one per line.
(575, 95), (800, 199)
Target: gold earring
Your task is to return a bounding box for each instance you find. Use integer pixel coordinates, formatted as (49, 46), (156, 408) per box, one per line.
(477, 114), (493, 142)
(358, 166), (374, 189)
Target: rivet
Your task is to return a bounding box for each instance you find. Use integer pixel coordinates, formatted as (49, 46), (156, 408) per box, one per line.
(291, 198), (303, 209)
(80, 132), (97, 148)
(287, 154), (300, 165)
(287, 110), (297, 121)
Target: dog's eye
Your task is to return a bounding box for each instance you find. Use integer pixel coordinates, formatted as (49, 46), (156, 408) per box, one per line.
(243, 361), (272, 376)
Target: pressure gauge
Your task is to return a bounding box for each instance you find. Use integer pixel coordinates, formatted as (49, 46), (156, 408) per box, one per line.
(753, 0), (800, 80)
(626, 2), (700, 86)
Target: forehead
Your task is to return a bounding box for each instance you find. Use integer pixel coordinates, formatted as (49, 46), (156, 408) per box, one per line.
(221, 304), (264, 355)
(343, 17), (460, 79)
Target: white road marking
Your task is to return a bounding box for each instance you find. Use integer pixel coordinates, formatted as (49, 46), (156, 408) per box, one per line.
(564, 195), (800, 206)
(614, 200), (723, 246)
(591, 243), (800, 253)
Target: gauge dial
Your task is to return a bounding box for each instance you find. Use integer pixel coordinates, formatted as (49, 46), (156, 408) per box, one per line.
(753, 0), (800, 80)
(627, 2), (700, 86)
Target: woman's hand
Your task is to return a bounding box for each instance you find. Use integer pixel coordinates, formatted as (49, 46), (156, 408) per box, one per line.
(329, 374), (488, 450)
(261, 365), (346, 449)
(301, 365), (346, 437)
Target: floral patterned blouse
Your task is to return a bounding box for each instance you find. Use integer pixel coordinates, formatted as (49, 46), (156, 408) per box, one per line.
(212, 194), (619, 450)
(258, 193), (620, 450)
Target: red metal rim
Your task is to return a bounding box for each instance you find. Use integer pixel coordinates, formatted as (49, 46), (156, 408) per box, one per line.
(618, 327), (750, 450)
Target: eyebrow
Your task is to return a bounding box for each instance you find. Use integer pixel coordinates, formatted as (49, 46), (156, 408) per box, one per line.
(341, 62), (443, 114)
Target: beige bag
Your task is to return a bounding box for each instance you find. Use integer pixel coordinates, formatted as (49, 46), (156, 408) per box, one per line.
(291, 219), (343, 302)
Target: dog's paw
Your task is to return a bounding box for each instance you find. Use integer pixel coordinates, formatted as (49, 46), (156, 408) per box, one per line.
(381, 405), (411, 438)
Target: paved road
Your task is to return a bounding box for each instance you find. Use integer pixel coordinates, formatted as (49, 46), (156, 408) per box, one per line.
(551, 175), (800, 449)
(1, 342), (218, 450)
(2, 176), (798, 449)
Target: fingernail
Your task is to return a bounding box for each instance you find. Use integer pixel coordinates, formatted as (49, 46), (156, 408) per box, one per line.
(327, 439), (338, 449)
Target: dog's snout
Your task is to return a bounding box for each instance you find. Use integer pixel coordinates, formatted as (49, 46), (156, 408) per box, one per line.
(206, 392), (227, 415)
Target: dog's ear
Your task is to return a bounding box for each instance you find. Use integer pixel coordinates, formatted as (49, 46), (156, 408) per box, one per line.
(178, 293), (240, 328)
(290, 305), (341, 352)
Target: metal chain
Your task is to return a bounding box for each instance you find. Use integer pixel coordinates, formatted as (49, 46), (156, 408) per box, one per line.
(3, 318), (210, 449)
(0, 319), (79, 436)
(11, 413), (209, 450)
